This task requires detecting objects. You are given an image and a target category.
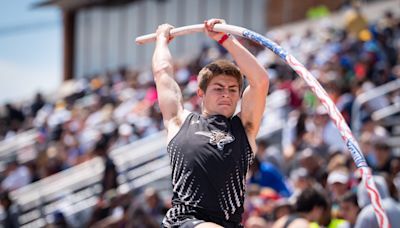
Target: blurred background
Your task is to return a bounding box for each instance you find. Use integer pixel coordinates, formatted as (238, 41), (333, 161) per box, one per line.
(1, 0), (400, 227)
(0, 0), (61, 104)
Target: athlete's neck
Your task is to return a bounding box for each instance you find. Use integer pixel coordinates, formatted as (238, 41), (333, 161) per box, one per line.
(202, 111), (232, 119)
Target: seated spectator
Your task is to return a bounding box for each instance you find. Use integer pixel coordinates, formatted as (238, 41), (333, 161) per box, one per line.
(126, 205), (159, 228)
(1, 159), (31, 191)
(307, 105), (345, 152)
(288, 167), (317, 203)
(245, 216), (269, 228)
(143, 187), (168, 224)
(88, 195), (112, 227)
(89, 189), (125, 228)
(297, 148), (326, 184)
(272, 198), (294, 221)
(47, 210), (68, 228)
(256, 140), (283, 171)
(355, 175), (400, 228)
(273, 188), (328, 228)
(249, 157), (292, 197)
(372, 141), (393, 174)
(313, 203), (347, 228)
(243, 185), (281, 223)
(327, 169), (350, 203)
(339, 191), (360, 227)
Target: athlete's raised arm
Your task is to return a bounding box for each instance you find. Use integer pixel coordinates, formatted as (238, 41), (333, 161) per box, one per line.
(205, 19), (269, 151)
(152, 24), (189, 142)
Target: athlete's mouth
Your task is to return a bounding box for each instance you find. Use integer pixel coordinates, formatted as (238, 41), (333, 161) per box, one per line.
(218, 99), (232, 105)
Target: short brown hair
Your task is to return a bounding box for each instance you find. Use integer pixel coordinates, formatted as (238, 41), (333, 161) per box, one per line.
(197, 59), (243, 92)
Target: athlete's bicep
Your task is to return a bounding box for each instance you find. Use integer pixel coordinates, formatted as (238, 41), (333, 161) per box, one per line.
(154, 71), (185, 126)
(239, 83), (268, 137)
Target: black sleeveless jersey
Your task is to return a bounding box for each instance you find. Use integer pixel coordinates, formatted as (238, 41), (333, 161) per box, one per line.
(162, 113), (254, 227)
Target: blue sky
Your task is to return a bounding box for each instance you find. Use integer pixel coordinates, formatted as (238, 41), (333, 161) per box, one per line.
(0, 0), (62, 104)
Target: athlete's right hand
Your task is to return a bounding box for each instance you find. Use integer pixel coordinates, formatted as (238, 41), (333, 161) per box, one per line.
(156, 24), (174, 43)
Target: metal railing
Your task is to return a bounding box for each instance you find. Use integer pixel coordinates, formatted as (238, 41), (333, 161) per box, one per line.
(0, 129), (38, 172)
(372, 102), (400, 122)
(351, 79), (400, 138)
(10, 157), (104, 227)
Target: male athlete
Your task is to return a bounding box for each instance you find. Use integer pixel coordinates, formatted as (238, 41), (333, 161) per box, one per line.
(152, 18), (269, 227)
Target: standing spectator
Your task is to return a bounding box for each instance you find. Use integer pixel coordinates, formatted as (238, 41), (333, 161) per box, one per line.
(0, 191), (19, 228)
(282, 110), (308, 160)
(4, 103), (25, 136)
(344, 1), (368, 38)
(31, 92), (46, 117)
(93, 134), (118, 195)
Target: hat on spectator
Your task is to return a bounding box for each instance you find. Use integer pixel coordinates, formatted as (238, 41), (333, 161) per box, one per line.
(119, 123), (133, 136)
(327, 170), (349, 185)
(274, 198), (293, 211)
(359, 29), (372, 42)
(290, 167), (310, 181)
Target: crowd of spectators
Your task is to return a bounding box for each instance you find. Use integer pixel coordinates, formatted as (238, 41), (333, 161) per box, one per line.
(243, 4), (400, 228)
(1, 2), (400, 227)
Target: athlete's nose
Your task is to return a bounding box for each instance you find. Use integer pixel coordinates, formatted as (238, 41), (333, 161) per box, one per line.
(221, 89), (230, 98)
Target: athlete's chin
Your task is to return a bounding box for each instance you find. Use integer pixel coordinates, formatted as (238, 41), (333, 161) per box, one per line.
(216, 108), (235, 118)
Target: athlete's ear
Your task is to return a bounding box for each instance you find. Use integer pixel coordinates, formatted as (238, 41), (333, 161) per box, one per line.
(197, 88), (204, 98)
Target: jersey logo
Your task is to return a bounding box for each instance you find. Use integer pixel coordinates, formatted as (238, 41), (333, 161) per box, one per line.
(195, 130), (235, 150)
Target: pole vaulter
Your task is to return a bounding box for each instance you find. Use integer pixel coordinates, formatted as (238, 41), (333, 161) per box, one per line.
(136, 23), (390, 228)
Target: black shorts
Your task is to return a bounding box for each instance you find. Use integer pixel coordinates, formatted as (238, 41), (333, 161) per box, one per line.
(179, 218), (206, 228)
(163, 210), (243, 228)
(178, 217), (243, 228)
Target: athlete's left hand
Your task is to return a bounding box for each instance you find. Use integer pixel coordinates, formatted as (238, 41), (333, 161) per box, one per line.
(204, 18), (227, 41)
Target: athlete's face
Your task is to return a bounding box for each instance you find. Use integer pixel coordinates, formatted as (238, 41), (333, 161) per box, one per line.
(198, 75), (240, 118)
